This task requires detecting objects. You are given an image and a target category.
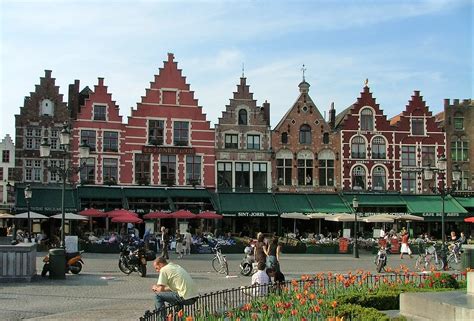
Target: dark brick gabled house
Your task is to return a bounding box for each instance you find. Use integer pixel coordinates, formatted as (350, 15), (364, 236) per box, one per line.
(272, 79), (340, 193)
(14, 70), (72, 185)
(215, 76), (272, 192)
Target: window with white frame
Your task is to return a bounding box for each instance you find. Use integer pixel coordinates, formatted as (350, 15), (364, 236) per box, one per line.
(297, 156), (313, 186)
(352, 166), (366, 190)
(160, 155), (176, 185)
(103, 158), (118, 183)
(103, 131), (118, 152)
(217, 162), (232, 189)
(247, 134), (260, 150)
(225, 134), (238, 149)
(371, 136), (386, 159)
(173, 121), (189, 146)
(401, 146), (416, 166)
(360, 108), (374, 131)
(235, 162), (250, 189)
(454, 113), (464, 130)
(2, 150), (10, 163)
(422, 146), (436, 167)
(351, 136), (366, 159)
(135, 154), (151, 185)
(253, 163), (267, 190)
(186, 155), (201, 185)
(411, 118), (425, 135)
(148, 120), (164, 145)
(372, 166), (386, 191)
(318, 150), (334, 187)
(94, 105), (106, 121)
(80, 158), (95, 183)
(276, 158), (292, 186)
(81, 130), (96, 152)
(451, 140), (469, 161)
(459, 170), (470, 190)
(402, 172), (416, 193)
(25, 127), (41, 150)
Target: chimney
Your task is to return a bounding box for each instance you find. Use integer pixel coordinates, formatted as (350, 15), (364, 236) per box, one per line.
(68, 80), (80, 120)
(45, 70), (52, 78)
(262, 100), (270, 126)
(329, 102), (336, 129)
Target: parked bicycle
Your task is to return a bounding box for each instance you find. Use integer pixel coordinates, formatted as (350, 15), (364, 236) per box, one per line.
(446, 241), (463, 270)
(415, 242), (444, 271)
(211, 242), (229, 276)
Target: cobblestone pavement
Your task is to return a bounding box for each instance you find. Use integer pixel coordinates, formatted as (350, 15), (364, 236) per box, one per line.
(0, 251), (418, 321)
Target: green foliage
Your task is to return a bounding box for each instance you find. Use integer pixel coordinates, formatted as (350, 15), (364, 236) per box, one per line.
(336, 292), (400, 310)
(336, 303), (390, 321)
(422, 272), (459, 289)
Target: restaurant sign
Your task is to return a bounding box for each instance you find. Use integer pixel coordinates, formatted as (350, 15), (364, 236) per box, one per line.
(142, 146), (195, 155)
(422, 212), (461, 217)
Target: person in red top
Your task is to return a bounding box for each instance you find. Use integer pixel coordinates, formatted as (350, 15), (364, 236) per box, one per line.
(400, 230), (412, 259)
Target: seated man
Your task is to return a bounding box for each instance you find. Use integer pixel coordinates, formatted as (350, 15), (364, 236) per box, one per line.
(242, 261), (270, 297)
(152, 257), (198, 317)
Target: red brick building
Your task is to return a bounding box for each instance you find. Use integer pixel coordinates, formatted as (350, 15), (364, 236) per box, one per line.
(272, 79), (340, 192)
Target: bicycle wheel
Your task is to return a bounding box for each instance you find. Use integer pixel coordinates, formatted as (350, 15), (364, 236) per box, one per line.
(212, 256), (226, 274)
(446, 253), (462, 271)
(223, 256), (229, 276)
(415, 255), (426, 271)
(428, 256), (444, 271)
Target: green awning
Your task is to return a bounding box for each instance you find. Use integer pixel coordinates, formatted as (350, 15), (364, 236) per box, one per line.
(217, 193), (279, 217)
(306, 194), (351, 213)
(123, 187), (168, 198)
(15, 186), (77, 214)
(343, 194), (406, 206)
(455, 197), (474, 209)
(274, 194), (313, 214)
(78, 186), (123, 199)
(167, 188), (211, 199)
(402, 195), (468, 214)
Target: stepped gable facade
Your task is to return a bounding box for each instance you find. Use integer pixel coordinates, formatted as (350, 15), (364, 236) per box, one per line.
(215, 76), (272, 192)
(391, 91), (446, 194)
(0, 134), (15, 208)
(272, 79), (340, 193)
(336, 82), (395, 192)
(122, 53), (215, 187)
(71, 78), (125, 185)
(443, 99), (473, 191)
(14, 70), (71, 185)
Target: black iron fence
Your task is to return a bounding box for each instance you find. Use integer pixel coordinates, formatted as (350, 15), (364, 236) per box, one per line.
(140, 272), (467, 321)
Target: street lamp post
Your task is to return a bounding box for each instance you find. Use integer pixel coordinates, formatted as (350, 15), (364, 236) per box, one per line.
(24, 184), (32, 242)
(352, 196), (359, 258)
(423, 156), (461, 268)
(40, 123), (90, 248)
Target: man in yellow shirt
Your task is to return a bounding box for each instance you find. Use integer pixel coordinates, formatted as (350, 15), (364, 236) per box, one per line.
(152, 257), (198, 316)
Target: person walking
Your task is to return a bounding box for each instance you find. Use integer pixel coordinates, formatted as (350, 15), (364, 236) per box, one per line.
(265, 236), (281, 271)
(183, 229), (192, 255)
(400, 230), (412, 259)
(254, 232), (267, 265)
(175, 230), (183, 259)
(152, 257), (198, 317)
(161, 227), (170, 259)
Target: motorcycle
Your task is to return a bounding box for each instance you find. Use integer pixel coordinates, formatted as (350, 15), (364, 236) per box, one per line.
(239, 245), (256, 276)
(375, 246), (387, 273)
(41, 251), (84, 276)
(118, 239), (154, 277)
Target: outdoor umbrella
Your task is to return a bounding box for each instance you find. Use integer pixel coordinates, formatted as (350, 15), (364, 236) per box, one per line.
(79, 208), (107, 217)
(308, 213), (329, 219)
(0, 213), (15, 219)
(325, 213), (355, 222)
(51, 213), (88, 220)
(281, 212), (310, 234)
(111, 215), (143, 224)
(170, 209), (196, 219)
(106, 209), (138, 218)
(464, 217), (474, 223)
(363, 214), (395, 223)
(394, 214), (424, 222)
(144, 211), (173, 219)
(195, 211), (223, 219)
(15, 212), (48, 219)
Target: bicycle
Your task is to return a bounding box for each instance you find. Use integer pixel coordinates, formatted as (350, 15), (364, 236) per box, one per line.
(415, 242), (444, 271)
(446, 242), (463, 270)
(211, 242), (229, 276)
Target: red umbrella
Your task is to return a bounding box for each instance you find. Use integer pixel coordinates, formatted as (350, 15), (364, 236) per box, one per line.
(464, 217), (474, 223)
(144, 211), (172, 219)
(111, 215), (143, 224)
(195, 211), (223, 220)
(170, 209), (196, 219)
(79, 208), (107, 217)
(106, 209), (138, 218)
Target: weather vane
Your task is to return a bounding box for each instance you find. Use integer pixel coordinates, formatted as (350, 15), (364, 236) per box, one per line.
(301, 64), (306, 81)
(242, 63), (245, 78)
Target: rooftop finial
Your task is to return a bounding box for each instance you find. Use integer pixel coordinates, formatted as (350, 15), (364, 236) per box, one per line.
(301, 64), (306, 82)
(364, 78), (369, 87)
(242, 63), (245, 78)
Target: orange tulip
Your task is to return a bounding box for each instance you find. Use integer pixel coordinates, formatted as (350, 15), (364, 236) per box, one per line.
(291, 309), (298, 316)
(177, 309), (184, 318)
(251, 313), (258, 320)
(331, 301), (338, 308)
(314, 305), (321, 313)
(309, 293), (316, 300)
(185, 316), (193, 321)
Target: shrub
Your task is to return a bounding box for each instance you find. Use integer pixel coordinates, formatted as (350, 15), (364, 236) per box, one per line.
(337, 292), (400, 311)
(422, 272), (459, 289)
(336, 303), (390, 321)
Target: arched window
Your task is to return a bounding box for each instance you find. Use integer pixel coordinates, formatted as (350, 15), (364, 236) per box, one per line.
(360, 108), (374, 131)
(318, 149), (334, 186)
(323, 132), (329, 144)
(371, 136), (386, 159)
(351, 136), (366, 159)
(238, 109), (247, 125)
(372, 166), (386, 191)
(299, 124), (311, 144)
(281, 132), (288, 144)
(352, 166), (366, 190)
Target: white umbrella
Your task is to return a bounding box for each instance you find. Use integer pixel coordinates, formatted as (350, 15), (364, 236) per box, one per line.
(325, 213), (355, 222)
(0, 213), (15, 219)
(308, 212), (329, 219)
(51, 213), (88, 220)
(394, 214), (424, 221)
(15, 212), (48, 219)
(363, 214), (395, 223)
(281, 212), (310, 220)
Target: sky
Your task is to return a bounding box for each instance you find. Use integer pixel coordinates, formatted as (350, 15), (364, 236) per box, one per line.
(0, 0), (472, 140)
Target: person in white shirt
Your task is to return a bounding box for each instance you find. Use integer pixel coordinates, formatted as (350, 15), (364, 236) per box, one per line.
(242, 261), (270, 297)
(183, 229), (192, 255)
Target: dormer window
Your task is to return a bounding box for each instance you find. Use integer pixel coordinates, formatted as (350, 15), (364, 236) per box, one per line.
(40, 99), (54, 116)
(411, 118), (424, 135)
(360, 108), (374, 131)
(238, 109), (248, 125)
(94, 105), (106, 121)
